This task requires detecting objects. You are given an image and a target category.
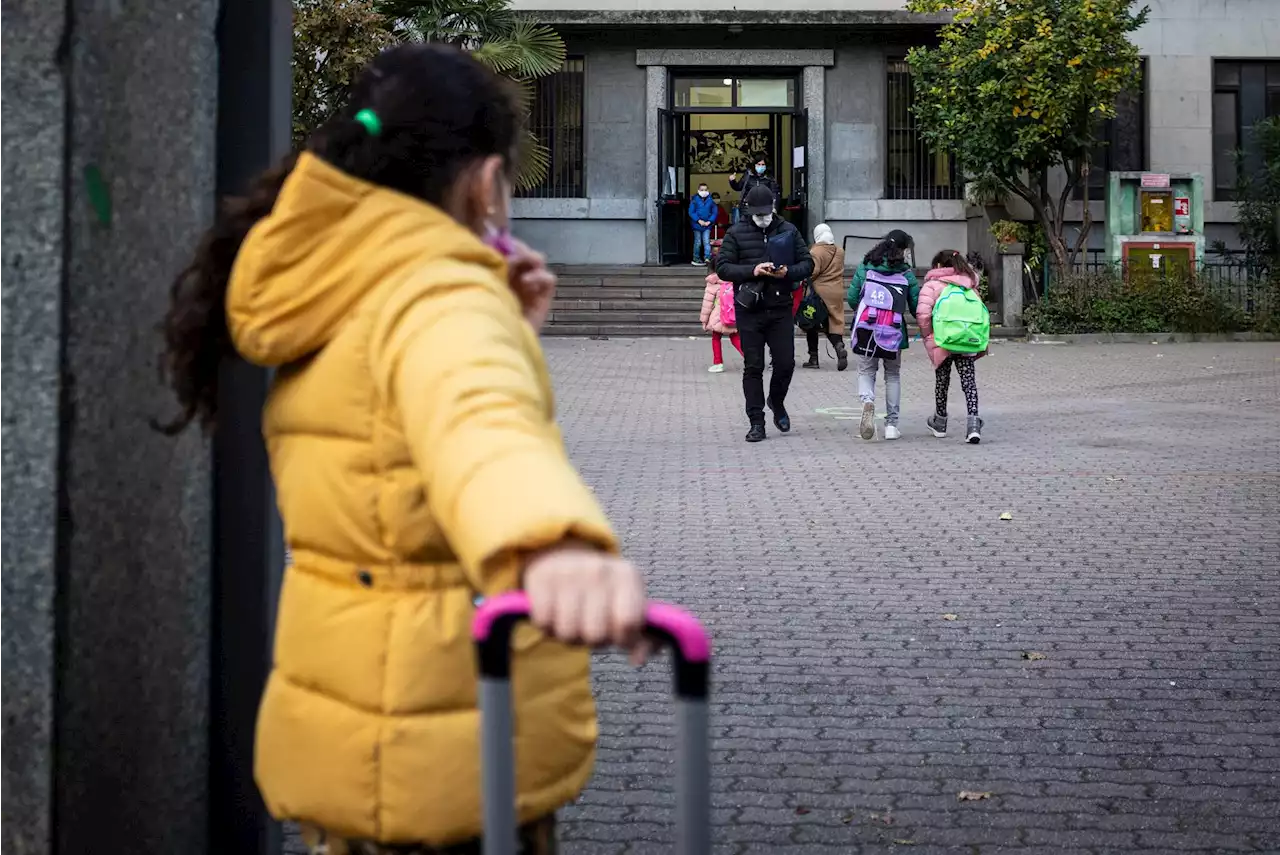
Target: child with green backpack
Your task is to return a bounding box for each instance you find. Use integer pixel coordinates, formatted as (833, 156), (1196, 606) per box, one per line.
(916, 250), (990, 443)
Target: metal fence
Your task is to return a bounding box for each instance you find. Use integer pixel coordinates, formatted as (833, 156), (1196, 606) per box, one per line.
(518, 58), (585, 198)
(885, 59), (963, 201)
(1047, 249), (1274, 314)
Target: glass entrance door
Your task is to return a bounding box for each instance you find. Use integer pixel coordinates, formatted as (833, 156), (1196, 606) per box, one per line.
(789, 108), (809, 234)
(657, 109), (690, 265)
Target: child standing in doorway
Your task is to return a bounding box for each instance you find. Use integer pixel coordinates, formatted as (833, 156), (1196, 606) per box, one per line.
(916, 250), (988, 443)
(688, 182), (717, 265)
(700, 257), (742, 373)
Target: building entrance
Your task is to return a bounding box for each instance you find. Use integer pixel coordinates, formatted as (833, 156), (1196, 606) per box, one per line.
(657, 72), (808, 266)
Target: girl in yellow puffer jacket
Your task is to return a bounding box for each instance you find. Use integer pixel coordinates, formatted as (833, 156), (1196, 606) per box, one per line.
(157, 44), (647, 854)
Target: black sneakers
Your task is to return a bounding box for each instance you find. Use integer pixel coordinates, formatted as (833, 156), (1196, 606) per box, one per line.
(745, 423), (767, 443)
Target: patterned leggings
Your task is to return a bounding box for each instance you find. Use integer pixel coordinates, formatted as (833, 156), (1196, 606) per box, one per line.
(935, 356), (979, 417)
(299, 817), (556, 855)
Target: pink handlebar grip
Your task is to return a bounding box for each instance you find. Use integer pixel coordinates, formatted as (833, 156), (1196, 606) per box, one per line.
(472, 591), (711, 664)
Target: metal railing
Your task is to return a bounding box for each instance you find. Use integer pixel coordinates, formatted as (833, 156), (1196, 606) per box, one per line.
(1047, 250), (1274, 314)
(518, 58), (585, 198)
(885, 59), (963, 201)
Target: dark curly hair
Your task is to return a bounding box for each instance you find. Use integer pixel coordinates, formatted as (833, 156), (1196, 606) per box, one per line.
(156, 43), (521, 434)
(863, 238), (906, 268)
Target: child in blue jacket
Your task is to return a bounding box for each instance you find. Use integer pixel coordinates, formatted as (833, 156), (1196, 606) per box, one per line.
(688, 182), (717, 265)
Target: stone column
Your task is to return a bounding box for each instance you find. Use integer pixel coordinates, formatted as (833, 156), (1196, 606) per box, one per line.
(644, 65), (667, 265)
(3, 1), (219, 852)
(1000, 244), (1027, 330)
(802, 65), (826, 236)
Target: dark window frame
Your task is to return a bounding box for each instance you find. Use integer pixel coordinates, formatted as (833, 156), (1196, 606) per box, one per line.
(1076, 58), (1147, 200)
(669, 70), (801, 112)
(518, 57), (586, 199)
(1212, 59), (1280, 201)
(885, 56), (963, 201)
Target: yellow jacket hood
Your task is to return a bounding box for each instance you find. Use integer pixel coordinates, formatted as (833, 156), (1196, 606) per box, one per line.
(227, 152), (505, 366)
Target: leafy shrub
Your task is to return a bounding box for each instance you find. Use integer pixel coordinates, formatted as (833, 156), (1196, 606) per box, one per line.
(1024, 267), (1256, 334)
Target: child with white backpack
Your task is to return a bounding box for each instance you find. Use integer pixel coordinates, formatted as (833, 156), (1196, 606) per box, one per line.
(701, 256), (742, 373)
(846, 235), (918, 440)
(916, 249), (990, 443)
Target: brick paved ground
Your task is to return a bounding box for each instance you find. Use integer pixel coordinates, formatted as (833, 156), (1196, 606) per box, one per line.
(547, 339), (1280, 855)
(284, 340), (1280, 855)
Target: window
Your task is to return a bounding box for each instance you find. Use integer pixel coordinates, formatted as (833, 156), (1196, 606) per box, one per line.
(519, 58), (585, 198)
(673, 78), (733, 108)
(1077, 60), (1147, 199)
(672, 76), (796, 109)
(1212, 60), (1280, 200)
(886, 59), (961, 200)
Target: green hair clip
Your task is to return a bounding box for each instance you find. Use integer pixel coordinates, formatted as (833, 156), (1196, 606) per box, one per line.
(354, 108), (382, 137)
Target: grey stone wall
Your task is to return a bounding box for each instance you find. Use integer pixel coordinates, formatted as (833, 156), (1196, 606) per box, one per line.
(2, 1), (217, 851)
(826, 47), (885, 202)
(512, 44), (649, 263)
(1, 1), (67, 850)
(582, 47), (647, 199)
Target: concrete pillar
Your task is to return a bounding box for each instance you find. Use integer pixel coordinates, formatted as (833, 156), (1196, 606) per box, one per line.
(1000, 245), (1026, 330)
(644, 65), (667, 265)
(3, 1), (228, 851)
(802, 65), (826, 235)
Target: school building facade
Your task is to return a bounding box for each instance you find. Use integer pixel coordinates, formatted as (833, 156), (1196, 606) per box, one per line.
(510, 0), (1280, 267)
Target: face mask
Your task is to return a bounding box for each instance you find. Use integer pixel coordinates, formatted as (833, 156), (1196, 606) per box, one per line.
(483, 174), (516, 259)
(755, 165), (766, 175)
(752, 214), (773, 228)
(698, 190), (709, 198)
(484, 224), (517, 260)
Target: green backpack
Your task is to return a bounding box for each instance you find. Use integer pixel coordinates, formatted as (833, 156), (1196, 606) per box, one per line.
(932, 283), (990, 354)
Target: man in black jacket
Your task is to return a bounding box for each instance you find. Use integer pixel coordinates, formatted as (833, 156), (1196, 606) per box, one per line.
(716, 184), (814, 442)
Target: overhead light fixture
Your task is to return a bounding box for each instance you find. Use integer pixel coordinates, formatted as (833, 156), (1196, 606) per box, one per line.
(727, 24), (743, 34)
(723, 78), (733, 85)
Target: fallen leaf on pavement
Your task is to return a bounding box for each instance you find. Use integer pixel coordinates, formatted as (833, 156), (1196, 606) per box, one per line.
(893, 840), (917, 846)
(957, 791), (993, 801)
(1022, 651), (1047, 661)
(942, 613), (958, 621)
(1105, 476), (1124, 483)
(999, 512), (1013, 521)
(840, 812), (855, 825)
(794, 806), (811, 816)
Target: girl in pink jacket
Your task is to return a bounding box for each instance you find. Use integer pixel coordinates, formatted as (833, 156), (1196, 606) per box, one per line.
(916, 250), (987, 443)
(700, 260), (742, 373)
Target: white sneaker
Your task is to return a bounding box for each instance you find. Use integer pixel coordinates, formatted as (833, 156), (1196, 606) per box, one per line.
(859, 402), (876, 440)
(708, 364), (725, 373)
(884, 424), (901, 441)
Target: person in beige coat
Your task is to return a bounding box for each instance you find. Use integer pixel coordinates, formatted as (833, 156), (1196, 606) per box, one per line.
(803, 224), (850, 371)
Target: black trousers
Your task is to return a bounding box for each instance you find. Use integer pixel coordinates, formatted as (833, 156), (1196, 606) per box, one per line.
(805, 328), (843, 356)
(738, 305), (795, 424)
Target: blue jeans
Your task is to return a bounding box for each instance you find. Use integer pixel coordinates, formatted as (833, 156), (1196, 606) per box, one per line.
(692, 229), (711, 262)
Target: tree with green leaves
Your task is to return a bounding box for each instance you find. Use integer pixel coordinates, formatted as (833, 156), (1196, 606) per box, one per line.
(906, 0), (1148, 268)
(293, 0), (397, 150)
(1233, 117), (1280, 266)
(292, 0), (566, 188)
(379, 0), (565, 188)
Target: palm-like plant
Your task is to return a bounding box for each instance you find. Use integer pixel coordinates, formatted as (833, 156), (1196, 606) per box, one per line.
(377, 0), (567, 189)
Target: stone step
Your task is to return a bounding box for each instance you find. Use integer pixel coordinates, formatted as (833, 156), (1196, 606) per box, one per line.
(552, 298), (703, 313)
(549, 310), (701, 325)
(542, 323), (705, 337)
(557, 276), (711, 290)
